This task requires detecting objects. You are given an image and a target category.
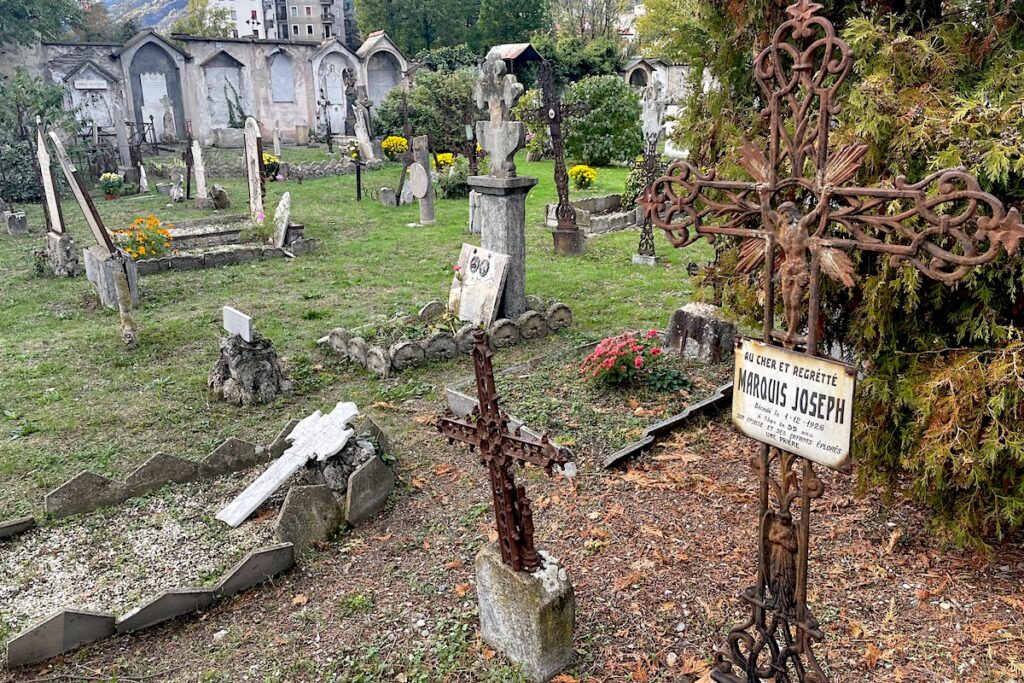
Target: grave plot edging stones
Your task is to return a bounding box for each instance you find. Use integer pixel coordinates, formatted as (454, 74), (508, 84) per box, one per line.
(6, 609), (116, 669)
(0, 516), (36, 540)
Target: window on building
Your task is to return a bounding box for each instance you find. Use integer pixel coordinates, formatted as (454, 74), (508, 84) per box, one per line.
(324, 25), (332, 37)
(306, 24), (313, 35)
(305, 6), (312, 15)
(292, 24), (299, 34)
(229, 9), (237, 19)
(290, 5), (297, 16)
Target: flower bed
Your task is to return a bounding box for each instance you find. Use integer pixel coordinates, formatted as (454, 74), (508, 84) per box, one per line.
(324, 298), (574, 377)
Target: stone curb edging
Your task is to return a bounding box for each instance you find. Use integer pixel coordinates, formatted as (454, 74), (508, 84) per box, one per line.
(134, 239), (317, 276)
(0, 516), (36, 540)
(5, 543), (295, 669)
(325, 299), (574, 378)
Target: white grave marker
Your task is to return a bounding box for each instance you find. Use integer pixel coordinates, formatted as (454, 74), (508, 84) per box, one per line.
(448, 243), (511, 326)
(732, 338), (857, 470)
(217, 402), (359, 527)
(223, 306), (253, 342)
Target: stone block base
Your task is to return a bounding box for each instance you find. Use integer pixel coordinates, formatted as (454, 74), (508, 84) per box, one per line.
(83, 246), (139, 310)
(5, 211), (28, 235)
(551, 228), (584, 255)
(665, 302), (735, 363)
(476, 542), (574, 682)
(632, 254), (657, 267)
(194, 197), (215, 210)
(47, 232), (84, 277)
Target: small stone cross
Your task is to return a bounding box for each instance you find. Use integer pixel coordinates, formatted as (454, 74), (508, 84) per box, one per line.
(437, 331), (571, 572)
(474, 53), (526, 178)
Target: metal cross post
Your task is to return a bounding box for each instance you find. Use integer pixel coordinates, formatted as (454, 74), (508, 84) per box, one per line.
(437, 331), (572, 572)
(396, 62), (420, 200)
(638, 2), (1024, 681)
(529, 59), (585, 254)
(634, 134), (662, 262)
(183, 124), (194, 200)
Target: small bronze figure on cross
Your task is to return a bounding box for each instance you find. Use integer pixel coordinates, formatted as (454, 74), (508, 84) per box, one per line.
(437, 331), (571, 572)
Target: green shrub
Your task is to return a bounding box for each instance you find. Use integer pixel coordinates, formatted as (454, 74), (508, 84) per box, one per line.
(512, 88), (548, 160)
(374, 69), (479, 155)
(0, 142), (43, 202)
(565, 76), (642, 166)
(437, 156), (470, 199)
(414, 44), (479, 73)
(622, 156), (665, 209)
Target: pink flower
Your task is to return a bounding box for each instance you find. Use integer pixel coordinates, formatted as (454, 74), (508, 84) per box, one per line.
(257, 211), (265, 222)
(646, 330), (659, 340)
(275, 174), (284, 181)
(651, 347), (663, 356)
(635, 355), (644, 368)
(453, 264), (462, 272)
(630, 344), (643, 352)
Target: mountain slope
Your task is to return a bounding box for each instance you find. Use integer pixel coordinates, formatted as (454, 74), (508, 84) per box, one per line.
(105, 0), (188, 31)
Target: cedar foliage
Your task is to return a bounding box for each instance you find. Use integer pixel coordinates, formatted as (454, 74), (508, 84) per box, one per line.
(639, 1), (1024, 546)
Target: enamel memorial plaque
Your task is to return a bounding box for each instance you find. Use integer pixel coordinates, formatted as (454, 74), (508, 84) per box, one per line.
(448, 243), (510, 326)
(732, 338), (856, 470)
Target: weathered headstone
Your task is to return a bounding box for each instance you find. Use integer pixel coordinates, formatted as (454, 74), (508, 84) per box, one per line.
(243, 117), (265, 221)
(169, 173), (185, 203)
(273, 122), (282, 157)
(469, 56), (535, 318)
(448, 243), (511, 326)
(208, 327), (291, 405)
(353, 86), (377, 162)
(223, 306), (253, 342)
(5, 211), (27, 235)
(35, 120), (64, 236)
(112, 102), (132, 169)
(216, 402), (358, 527)
(192, 140), (213, 209)
(409, 165), (435, 226)
(210, 184), (231, 210)
(138, 164), (149, 193)
(273, 192), (291, 248)
(379, 187), (397, 207)
(468, 189), (482, 234)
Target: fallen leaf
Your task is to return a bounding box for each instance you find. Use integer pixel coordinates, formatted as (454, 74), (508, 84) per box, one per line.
(413, 414), (435, 425)
(680, 654), (706, 675)
(863, 643), (882, 669)
(410, 478), (427, 489)
(454, 583), (472, 598)
(433, 463), (453, 475)
(371, 401), (398, 410)
(445, 559), (464, 570)
(614, 571), (644, 591)
(291, 594), (308, 607)
(551, 676), (578, 683)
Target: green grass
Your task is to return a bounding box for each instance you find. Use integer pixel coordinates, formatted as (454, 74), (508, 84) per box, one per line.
(0, 153), (712, 520)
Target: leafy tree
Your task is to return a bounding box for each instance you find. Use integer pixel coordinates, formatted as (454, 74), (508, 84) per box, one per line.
(0, 67), (76, 144)
(637, 0), (1024, 545)
(354, 0), (481, 55)
(564, 75), (641, 165)
(73, 1), (137, 43)
(476, 0), (550, 48)
(170, 0), (234, 37)
(550, 0), (623, 39)
(373, 69), (481, 154)
(0, 0), (82, 46)
(414, 44), (481, 73)
(531, 32), (623, 84)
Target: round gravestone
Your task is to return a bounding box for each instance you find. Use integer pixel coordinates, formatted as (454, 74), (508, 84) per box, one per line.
(424, 332), (458, 362)
(455, 324), (479, 354)
(545, 303), (573, 333)
(488, 319), (520, 350)
(347, 337), (368, 367)
(390, 340), (426, 371)
(409, 163), (430, 199)
(365, 346), (391, 377)
(517, 310), (547, 340)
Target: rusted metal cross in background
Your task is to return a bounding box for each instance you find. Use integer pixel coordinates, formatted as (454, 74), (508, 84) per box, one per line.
(638, 1), (1024, 681)
(437, 331), (571, 572)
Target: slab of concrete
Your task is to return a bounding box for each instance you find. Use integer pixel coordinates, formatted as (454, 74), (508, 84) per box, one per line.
(6, 608), (115, 668)
(344, 455), (394, 526)
(214, 543), (295, 598)
(124, 452), (199, 496)
(45, 470), (127, 519)
(115, 588), (216, 634)
(0, 516), (36, 540)
(201, 437), (260, 477)
(273, 485), (342, 556)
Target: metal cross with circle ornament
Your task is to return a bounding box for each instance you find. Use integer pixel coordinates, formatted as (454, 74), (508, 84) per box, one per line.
(638, 2), (1024, 682)
(437, 331), (571, 572)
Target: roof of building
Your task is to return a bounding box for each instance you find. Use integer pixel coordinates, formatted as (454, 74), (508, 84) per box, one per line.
(111, 29), (191, 60)
(486, 43), (542, 62)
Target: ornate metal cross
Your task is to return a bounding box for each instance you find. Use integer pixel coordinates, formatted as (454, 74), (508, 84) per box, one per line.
(635, 80), (667, 262)
(529, 60), (586, 254)
(437, 331), (571, 572)
(638, 2), (1024, 681)
(474, 53), (526, 179)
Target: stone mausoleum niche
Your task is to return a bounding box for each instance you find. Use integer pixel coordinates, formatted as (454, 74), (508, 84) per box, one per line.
(64, 62), (119, 129)
(319, 53), (351, 133)
(269, 51), (295, 103)
(129, 42), (185, 140)
(366, 51), (400, 108)
(203, 51), (246, 128)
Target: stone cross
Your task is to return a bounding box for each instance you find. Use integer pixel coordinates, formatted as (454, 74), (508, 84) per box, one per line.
(111, 102), (132, 168)
(191, 140), (208, 199)
(273, 192), (291, 248)
(638, 2), (1024, 680)
(411, 135), (435, 224)
(243, 117), (265, 221)
(35, 119), (64, 235)
(640, 79), (667, 144)
(437, 331), (571, 572)
(474, 53), (526, 178)
(273, 121), (282, 157)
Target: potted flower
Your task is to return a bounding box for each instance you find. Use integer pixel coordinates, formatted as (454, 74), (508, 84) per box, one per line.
(98, 172), (124, 200)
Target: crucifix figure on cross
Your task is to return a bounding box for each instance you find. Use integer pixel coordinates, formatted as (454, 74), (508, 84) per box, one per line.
(437, 331), (572, 572)
(474, 53), (526, 179)
(638, 2), (1024, 682)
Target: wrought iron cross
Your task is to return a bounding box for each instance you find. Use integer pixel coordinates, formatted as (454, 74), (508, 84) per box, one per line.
(638, 2), (1024, 682)
(635, 79), (667, 261)
(437, 331), (571, 572)
(534, 61), (577, 234)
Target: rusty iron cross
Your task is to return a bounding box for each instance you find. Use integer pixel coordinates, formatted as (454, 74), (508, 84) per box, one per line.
(437, 331), (571, 572)
(638, 2), (1024, 682)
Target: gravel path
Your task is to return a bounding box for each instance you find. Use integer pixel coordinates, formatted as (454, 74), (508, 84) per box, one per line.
(0, 470), (279, 653)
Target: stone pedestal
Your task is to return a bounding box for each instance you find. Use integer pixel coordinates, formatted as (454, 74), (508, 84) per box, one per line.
(551, 228), (584, 255)
(665, 302), (736, 363)
(295, 125), (309, 146)
(476, 542), (574, 682)
(632, 254), (657, 267)
(46, 232), (83, 277)
(83, 246), (139, 310)
(468, 190), (482, 234)
(208, 333), (292, 405)
(468, 175), (537, 319)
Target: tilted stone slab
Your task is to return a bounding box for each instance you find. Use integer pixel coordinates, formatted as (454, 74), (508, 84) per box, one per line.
(6, 608), (116, 667)
(115, 588), (216, 634)
(268, 419), (301, 458)
(361, 415), (392, 458)
(201, 437), (260, 477)
(125, 452), (199, 496)
(345, 455), (395, 527)
(214, 543), (295, 598)
(45, 471), (127, 519)
(273, 485), (343, 556)
(0, 516), (36, 540)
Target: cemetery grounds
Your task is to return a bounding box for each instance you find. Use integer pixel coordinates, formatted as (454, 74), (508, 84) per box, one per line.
(0, 154), (1022, 682)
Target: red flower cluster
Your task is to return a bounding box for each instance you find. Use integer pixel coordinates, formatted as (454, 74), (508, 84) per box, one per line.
(581, 330), (665, 386)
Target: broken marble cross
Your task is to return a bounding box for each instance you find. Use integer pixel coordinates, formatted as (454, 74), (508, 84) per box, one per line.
(474, 53), (526, 179)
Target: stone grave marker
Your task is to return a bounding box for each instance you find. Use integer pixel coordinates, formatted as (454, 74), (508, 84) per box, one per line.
(36, 120), (64, 236)
(139, 163), (149, 192)
(273, 122), (282, 157)
(273, 192), (291, 248)
(244, 117), (265, 221)
(411, 135), (435, 224)
(217, 402), (359, 527)
(474, 52), (525, 179)
(192, 140), (212, 208)
(447, 243), (511, 326)
(223, 306), (253, 342)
